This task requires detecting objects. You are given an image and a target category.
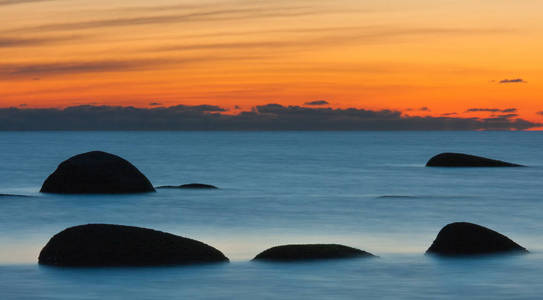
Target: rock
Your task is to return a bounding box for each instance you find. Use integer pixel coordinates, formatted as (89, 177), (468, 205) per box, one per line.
(40, 151), (155, 194)
(0, 194), (32, 198)
(426, 153), (522, 167)
(253, 244), (375, 262)
(426, 222), (528, 256)
(38, 224), (229, 266)
(157, 183), (218, 189)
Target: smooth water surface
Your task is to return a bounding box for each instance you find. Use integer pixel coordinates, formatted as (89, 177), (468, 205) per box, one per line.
(1, 131), (542, 299)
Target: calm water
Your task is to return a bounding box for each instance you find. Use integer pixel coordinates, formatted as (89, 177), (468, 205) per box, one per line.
(1, 131), (542, 299)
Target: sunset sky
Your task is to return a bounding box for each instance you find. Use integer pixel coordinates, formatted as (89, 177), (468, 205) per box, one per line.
(1, 0), (542, 122)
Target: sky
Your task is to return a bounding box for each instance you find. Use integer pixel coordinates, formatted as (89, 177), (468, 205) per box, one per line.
(1, 0), (542, 127)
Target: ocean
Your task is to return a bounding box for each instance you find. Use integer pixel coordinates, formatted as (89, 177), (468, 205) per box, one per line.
(1, 131), (542, 299)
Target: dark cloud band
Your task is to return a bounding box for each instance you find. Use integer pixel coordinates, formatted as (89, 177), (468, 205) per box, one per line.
(0, 104), (538, 131)
(466, 108), (517, 113)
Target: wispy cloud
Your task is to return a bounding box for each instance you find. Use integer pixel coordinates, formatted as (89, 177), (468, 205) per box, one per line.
(0, 104), (538, 131)
(6, 6), (324, 34)
(0, 35), (80, 48)
(0, 0), (51, 6)
(304, 100), (329, 106)
(0, 55), (265, 79)
(499, 78), (526, 84)
(147, 26), (513, 61)
(466, 108), (517, 113)
(0, 59), (169, 78)
(406, 107), (431, 112)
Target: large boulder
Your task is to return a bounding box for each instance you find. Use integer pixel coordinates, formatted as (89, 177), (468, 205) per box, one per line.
(39, 224), (229, 266)
(426, 153), (522, 167)
(157, 183), (218, 190)
(40, 151), (155, 194)
(253, 244), (375, 262)
(426, 222), (528, 256)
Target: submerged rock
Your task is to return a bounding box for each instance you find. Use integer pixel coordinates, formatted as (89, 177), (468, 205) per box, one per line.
(39, 224), (229, 266)
(0, 194), (32, 198)
(426, 222), (528, 256)
(253, 244), (375, 262)
(157, 183), (218, 189)
(40, 151), (155, 194)
(426, 153), (522, 167)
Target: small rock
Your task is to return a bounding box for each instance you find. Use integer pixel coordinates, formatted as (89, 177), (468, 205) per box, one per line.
(426, 153), (522, 167)
(253, 244), (375, 262)
(426, 222), (528, 256)
(157, 183), (218, 189)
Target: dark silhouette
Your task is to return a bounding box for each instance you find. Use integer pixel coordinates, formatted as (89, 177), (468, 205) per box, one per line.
(304, 100), (330, 106)
(253, 244), (375, 262)
(0, 193), (32, 198)
(426, 153), (522, 167)
(38, 224), (229, 266)
(499, 78), (526, 84)
(426, 222), (528, 256)
(0, 104), (539, 131)
(157, 183), (218, 189)
(40, 151), (155, 194)
(466, 108), (517, 113)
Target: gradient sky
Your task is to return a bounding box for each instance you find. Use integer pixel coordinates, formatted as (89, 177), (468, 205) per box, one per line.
(1, 0), (542, 121)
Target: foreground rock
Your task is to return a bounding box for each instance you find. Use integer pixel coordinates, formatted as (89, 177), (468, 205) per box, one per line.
(426, 153), (522, 167)
(426, 222), (528, 256)
(157, 183), (218, 189)
(41, 151), (155, 194)
(253, 244), (375, 262)
(39, 224), (229, 266)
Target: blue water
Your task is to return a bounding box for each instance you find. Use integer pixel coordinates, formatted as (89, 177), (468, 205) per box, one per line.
(1, 131), (542, 299)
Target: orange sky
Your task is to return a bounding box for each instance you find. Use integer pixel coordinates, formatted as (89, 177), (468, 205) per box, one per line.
(1, 0), (542, 122)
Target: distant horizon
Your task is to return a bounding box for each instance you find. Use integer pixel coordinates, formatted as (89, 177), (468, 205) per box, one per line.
(1, 103), (540, 131)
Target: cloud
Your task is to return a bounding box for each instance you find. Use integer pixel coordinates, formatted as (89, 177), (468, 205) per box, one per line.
(0, 0), (50, 6)
(149, 102), (162, 106)
(491, 113), (518, 119)
(0, 35), (80, 48)
(0, 55), (263, 79)
(0, 104), (538, 131)
(405, 107), (431, 112)
(7, 5), (322, 34)
(0, 59), (167, 78)
(304, 100), (329, 106)
(499, 78), (526, 84)
(465, 108), (517, 113)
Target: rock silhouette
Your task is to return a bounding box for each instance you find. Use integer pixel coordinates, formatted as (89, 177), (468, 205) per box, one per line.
(40, 151), (155, 194)
(426, 222), (528, 256)
(157, 183), (218, 189)
(253, 244), (375, 262)
(38, 224), (229, 266)
(426, 153), (522, 167)
(0, 194), (31, 198)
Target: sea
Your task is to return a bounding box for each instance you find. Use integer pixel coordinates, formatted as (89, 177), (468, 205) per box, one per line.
(1, 131), (542, 299)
